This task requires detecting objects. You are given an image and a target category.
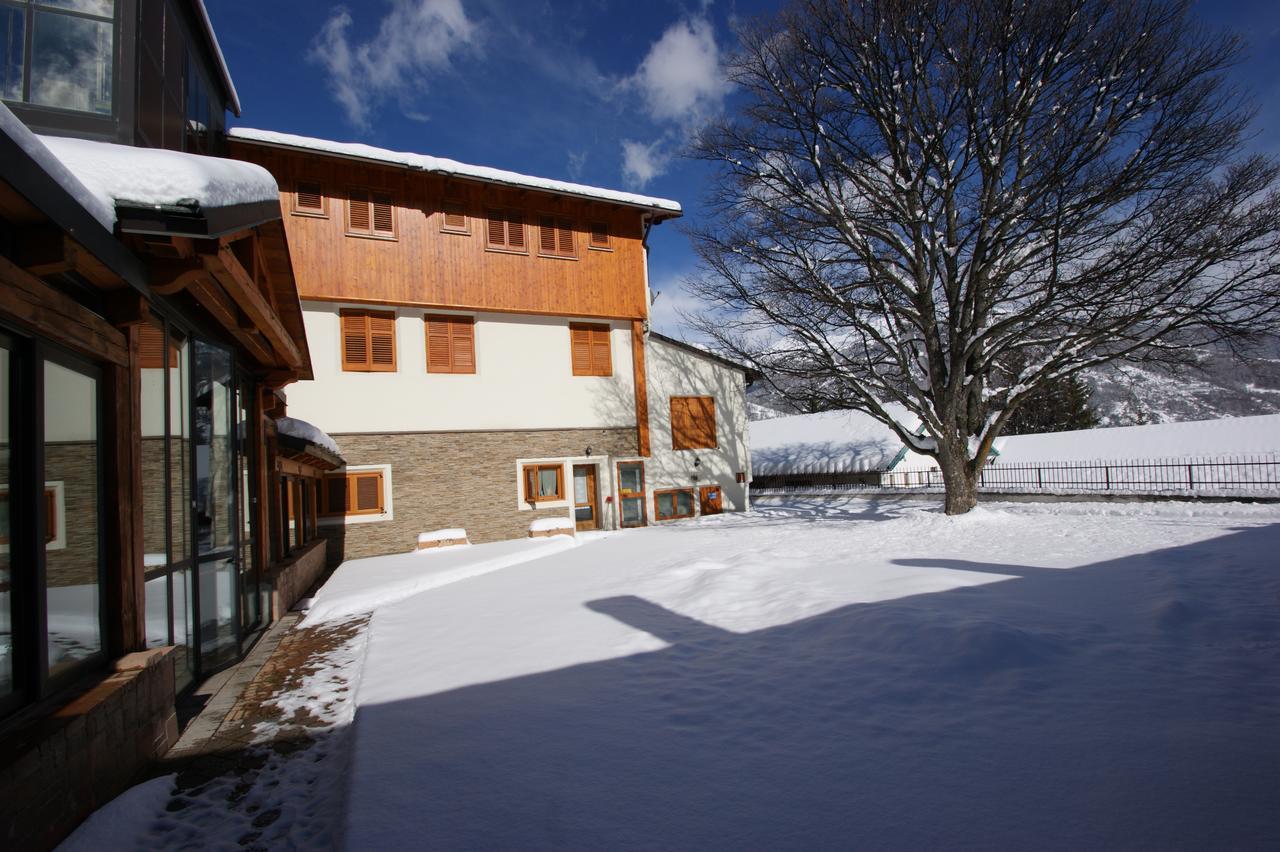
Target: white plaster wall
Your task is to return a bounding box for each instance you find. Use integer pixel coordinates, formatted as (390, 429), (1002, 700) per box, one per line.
(640, 336), (751, 517)
(285, 302), (637, 433)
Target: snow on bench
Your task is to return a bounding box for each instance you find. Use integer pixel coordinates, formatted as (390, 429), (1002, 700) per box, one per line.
(417, 528), (469, 550)
(529, 517), (575, 538)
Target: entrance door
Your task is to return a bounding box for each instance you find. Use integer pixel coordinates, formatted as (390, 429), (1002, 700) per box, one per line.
(572, 464), (599, 531)
(700, 484), (723, 516)
(617, 461), (647, 528)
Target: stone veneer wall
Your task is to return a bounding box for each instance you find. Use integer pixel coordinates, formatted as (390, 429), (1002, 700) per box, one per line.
(0, 647), (179, 851)
(320, 427), (637, 561)
(271, 538), (328, 618)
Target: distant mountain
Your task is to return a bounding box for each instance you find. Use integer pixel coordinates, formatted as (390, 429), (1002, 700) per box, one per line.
(746, 337), (1280, 426)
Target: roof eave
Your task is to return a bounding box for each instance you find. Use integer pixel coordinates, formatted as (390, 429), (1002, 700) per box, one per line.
(115, 199), (282, 239)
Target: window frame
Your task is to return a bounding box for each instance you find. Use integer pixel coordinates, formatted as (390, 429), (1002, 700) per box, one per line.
(345, 186), (397, 240)
(0, 0), (119, 122)
(671, 395), (718, 450)
(424, 314), (476, 374)
(319, 470), (386, 518)
(522, 463), (565, 504)
(569, 322), (612, 377)
(537, 214), (577, 260)
(292, 178), (328, 218)
(654, 488), (696, 521)
(485, 208), (528, 254)
(339, 309), (398, 373)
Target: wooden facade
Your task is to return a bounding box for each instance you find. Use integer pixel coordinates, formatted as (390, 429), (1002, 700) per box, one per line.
(227, 141), (655, 320)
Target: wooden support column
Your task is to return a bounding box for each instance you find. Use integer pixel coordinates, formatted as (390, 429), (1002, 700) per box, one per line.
(102, 325), (145, 654)
(632, 320), (650, 457)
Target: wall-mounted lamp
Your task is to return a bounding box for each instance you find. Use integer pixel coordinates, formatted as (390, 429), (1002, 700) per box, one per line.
(693, 456), (701, 468)
(585, 446), (594, 457)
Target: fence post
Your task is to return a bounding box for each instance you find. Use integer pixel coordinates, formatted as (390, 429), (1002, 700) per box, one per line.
(1036, 467), (1042, 488)
(1187, 464), (1194, 490)
(1105, 466), (1110, 490)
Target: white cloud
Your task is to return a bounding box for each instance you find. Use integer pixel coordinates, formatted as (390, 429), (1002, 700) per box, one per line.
(626, 15), (730, 129)
(621, 139), (672, 188)
(310, 0), (478, 128)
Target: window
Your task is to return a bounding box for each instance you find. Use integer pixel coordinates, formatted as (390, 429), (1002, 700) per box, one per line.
(340, 310), (397, 372)
(425, 315), (475, 374)
(671, 396), (717, 450)
(293, 179), (327, 217)
(320, 471), (385, 517)
(137, 322), (177, 369)
(486, 209), (526, 252)
(347, 187), (395, 238)
(654, 488), (696, 521)
(522, 463), (564, 503)
(0, 487), (57, 546)
(538, 215), (576, 258)
(569, 323), (612, 377)
(1, 1), (116, 115)
(588, 221), (611, 250)
(441, 200), (468, 233)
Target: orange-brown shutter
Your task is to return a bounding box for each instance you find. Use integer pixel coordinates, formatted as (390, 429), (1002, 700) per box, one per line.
(539, 216), (557, 254)
(570, 325), (592, 375)
(296, 180), (324, 213)
(451, 318), (475, 372)
(354, 472), (383, 513)
(443, 201), (466, 230)
(348, 189), (371, 233)
(487, 210), (505, 247)
(671, 398), (689, 449)
(505, 211), (525, 249)
(341, 311), (371, 370)
(371, 192), (394, 235)
(368, 312), (396, 371)
(556, 218), (574, 255)
(138, 322), (167, 369)
(426, 316), (453, 373)
(589, 326), (611, 375)
(589, 221), (609, 247)
(694, 397), (717, 447)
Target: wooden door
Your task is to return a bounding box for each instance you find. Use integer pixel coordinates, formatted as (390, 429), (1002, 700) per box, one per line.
(573, 464), (599, 531)
(699, 484), (723, 516)
(617, 461), (647, 528)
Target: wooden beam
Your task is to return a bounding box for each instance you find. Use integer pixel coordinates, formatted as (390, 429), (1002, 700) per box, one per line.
(103, 291), (151, 327)
(102, 328), (144, 654)
(0, 253), (128, 366)
(202, 246), (304, 368)
(14, 227), (74, 275)
(632, 320), (650, 458)
(186, 275), (276, 366)
(148, 259), (206, 295)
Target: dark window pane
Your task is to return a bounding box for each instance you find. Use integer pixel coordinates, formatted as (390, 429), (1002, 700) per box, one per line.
(43, 359), (101, 679)
(194, 341), (233, 555)
(36, 1), (114, 17)
(30, 10), (113, 114)
(0, 5), (23, 102)
(0, 343), (12, 697)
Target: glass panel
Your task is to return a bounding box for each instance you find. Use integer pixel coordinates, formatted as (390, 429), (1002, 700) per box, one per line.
(620, 496), (644, 527)
(197, 556), (236, 670)
(37, 1), (114, 16)
(140, 325), (167, 576)
(656, 492), (674, 519)
(30, 9), (113, 114)
(574, 506), (592, 523)
(619, 463), (642, 494)
(171, 565), (192, 691)
(43, 359), (100, 679)
(573, 469), (588, 504)
(1, 5), (23, 102)
(537, 467), (559, 498)
(0, 343), (11, 697)
(169, 336), (189, 571)
(236, 381), (259, 633)
(144, 573), (168, 648)
(676, 491), (694, 516)
(195, 342), (233, 555)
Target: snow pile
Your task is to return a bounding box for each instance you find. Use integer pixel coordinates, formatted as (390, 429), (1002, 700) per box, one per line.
(418, 528), (468, 544)
(301, 536), (579, 626)
(57, 776), (176, 851)
(342, 497), (1280, 849)
(529, 517), (575, 533)
(750, 405), (918, 474)
(991, 412), (1280, 463)
(275, 416), (340, 455)
(38, 135), (279, 220)
(230, 128), (682, 213)
(0, 102), (115, 230)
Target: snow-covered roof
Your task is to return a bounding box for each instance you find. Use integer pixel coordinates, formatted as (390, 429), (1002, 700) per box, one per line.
(0, 102), (116, 231)
(37, 135), (279, 227)
(750, 406), (920, 475)
(990, 413), (1280, 464)
(277, 416), (341, 456)
(229, 127), (683, 215)
(649, 332), (757, 376)
(191, 0), (241, 116)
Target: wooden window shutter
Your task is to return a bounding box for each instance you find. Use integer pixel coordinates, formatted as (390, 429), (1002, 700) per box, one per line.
(486, 210), (506, 247)
(347, 189), (371, 233)
(570, 325), (592, 375)
(570, 323), (611, 376)
(425, 315), (475, 374)
(589, 221), (610, 248)
(539, 216), (557, 254)
(589, 325), (611, 375)
(371, 192), (395, 235)
(672, 397), (717, 450)
(354, 472), (384, 513)
(442, 200), (467, 231)
(557, 218), (574, 255)
(505, 210), (525, 249)
(451, 318), (475, 372)
(341, 311), (371, 370)
(539, 216), (576, 257)
(137, 322), (172, 369)
(295, 180), (325, 215)
(426, 317), (453, 373)
(367, 312), (397, 371)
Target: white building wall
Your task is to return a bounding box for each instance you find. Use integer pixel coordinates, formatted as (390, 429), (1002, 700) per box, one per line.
(285, 301), (637, 434)
(640, 336), (751, 518)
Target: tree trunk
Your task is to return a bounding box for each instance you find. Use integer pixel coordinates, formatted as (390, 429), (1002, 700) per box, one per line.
(937, 442), (979, 515)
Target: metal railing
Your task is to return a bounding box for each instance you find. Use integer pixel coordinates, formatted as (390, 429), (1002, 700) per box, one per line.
(752, 454), (1280, 497)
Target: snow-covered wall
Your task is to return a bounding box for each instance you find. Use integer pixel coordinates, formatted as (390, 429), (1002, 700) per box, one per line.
(990, 413), (1280, 463)
(285, 302), (636, 433)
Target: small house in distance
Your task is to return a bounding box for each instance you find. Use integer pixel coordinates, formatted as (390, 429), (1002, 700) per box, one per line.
(750, 406), (926, 489)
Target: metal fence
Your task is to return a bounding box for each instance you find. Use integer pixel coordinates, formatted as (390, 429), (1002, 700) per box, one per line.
(753, 454), (1280, 497)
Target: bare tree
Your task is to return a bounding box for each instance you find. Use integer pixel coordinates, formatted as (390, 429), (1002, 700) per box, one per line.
(688, 0), (1280, 513)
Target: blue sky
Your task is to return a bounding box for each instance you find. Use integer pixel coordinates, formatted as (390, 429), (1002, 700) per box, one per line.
(207, 0), (1280, 339)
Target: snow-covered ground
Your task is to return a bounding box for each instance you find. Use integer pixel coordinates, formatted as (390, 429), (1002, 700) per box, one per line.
(345, 498), (1279, 849)
(64, 498), (1280, 849)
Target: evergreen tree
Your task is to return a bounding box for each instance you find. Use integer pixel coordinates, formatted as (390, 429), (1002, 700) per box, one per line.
(1004, 375), (1099, 435)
